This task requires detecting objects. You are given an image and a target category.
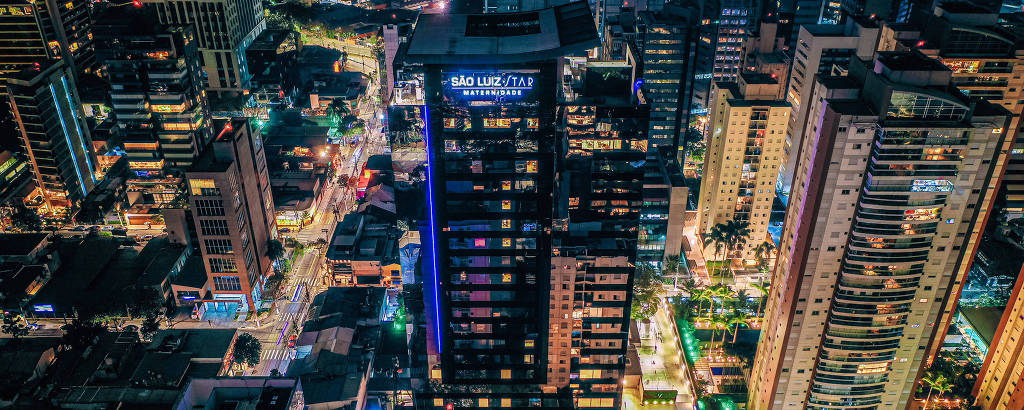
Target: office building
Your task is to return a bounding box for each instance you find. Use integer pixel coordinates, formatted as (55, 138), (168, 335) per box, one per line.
(781, 17), (880, 193)
(403, 3), (639, 407)
(639, 145), (688, 267)
(697, 72), (788, 261)
(0, 0), (94, 83)
(186, 118), (275, 313)
(627, 5), (699, 149)
(749, 51), (1011, 409)
(6, 60), (96, 212)
(776, 0), (843, 47)
(913, 4), (1024, 219)
(702, 0), (760, 83)
(143, 0), (266, 94)
(93, 7), (211, 174)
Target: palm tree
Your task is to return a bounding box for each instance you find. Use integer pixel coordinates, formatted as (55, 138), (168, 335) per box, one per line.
(702, 226), (727, 278)
(711, 314), (730, 354)
(751, 282), (771, 317)
(921, 372), (951, 410)
(326, 99), (350, 126)
(734, 289), (751, 312)
(711, 284), (736, 316)
(753, 240), (776, 275)
(719, 220), (752, 280)
(728, 311), (750, 344)
(664, 254), (683, 289)
(692, 288), (714, 319)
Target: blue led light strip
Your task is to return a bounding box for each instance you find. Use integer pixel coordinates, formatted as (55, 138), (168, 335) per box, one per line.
(50, 84), (87, 197)
(61, 76), (95, 184)
(423, 104), (443, 354)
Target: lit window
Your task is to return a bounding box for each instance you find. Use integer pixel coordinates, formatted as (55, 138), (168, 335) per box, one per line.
(525, 354), (533, 364)
(502, 238), (512, 247)
(502, 219), (511, 229)
(474, 238), (486, 248)
(501, 200), (512, 210)
(502, 180), (511, 190)
(501, 369), (512, 379)
(433, 398), (444, 406)
(430, 369), (442, 379)
(526, 160), (538, 173)
(524, 339), (534, 348)
(501, 398), (512, 407)
(502, 273), (512, 283)
(479, 398), (490, 407)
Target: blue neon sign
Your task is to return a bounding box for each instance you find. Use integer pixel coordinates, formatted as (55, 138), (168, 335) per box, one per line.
(445, 72), (535, 101)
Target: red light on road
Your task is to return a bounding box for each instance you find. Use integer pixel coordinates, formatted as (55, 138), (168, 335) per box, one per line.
(446, 404), (454, 410)
(916, 40), (926, 47)
(132, 0), (142, 7)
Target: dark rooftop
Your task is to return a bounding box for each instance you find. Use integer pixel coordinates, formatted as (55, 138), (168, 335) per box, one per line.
(404, 2), (600, 64)
(170, 254), (208, 289)
(0, 233), (48, 256)
(876, 51), (950, 72)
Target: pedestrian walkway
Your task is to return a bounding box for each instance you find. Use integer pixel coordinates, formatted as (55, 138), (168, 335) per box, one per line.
(629, 301), (696, 409)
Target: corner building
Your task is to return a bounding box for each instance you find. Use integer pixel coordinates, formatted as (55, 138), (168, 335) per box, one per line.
(749, 51), (1011, 409)
(185, 118), (275, 313)
(404, 4), (640, 408)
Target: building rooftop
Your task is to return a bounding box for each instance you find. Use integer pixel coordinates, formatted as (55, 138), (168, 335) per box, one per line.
(170, 254), (207, 289)
(404, 2), (600, 64)
(0, 233), (49, 257)
(876, 51), (950, 72)
(959, 306), (1004, 346)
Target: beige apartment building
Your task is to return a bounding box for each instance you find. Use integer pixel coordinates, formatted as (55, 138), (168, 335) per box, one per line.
(749, 51), (1011, 410)
(698, 72), (789, 261)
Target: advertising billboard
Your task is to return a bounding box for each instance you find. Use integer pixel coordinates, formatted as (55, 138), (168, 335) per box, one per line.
(442, 71), (539, 105)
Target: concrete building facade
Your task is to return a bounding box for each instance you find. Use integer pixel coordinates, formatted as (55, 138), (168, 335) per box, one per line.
(749, 51), (1011, 409)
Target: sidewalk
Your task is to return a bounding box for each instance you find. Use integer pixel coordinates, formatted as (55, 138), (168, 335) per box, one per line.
(628, 301), (696, 409)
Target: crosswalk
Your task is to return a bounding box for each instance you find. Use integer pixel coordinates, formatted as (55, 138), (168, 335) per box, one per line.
(261, 348), (290, 361)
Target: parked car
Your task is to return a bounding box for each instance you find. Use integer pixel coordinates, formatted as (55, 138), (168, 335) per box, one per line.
(279, 228), (291, 233)
(288, 334), (297, 348)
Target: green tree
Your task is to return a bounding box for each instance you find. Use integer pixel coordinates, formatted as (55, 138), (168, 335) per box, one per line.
(8, 204), (42, 232)
(921, 372), (952, 410)
(630, 264), (663, 320)
(61, 319), (106, 349)
(126, 285), (166, 320)
(232, 332), (262, 369)
(326, 99), (351, 126)
(751, 282), (771, 317)
(728, 310), (750, 344)
(702, 225), (727, 275)
(140, 316), (161, 340)
(663, 254), (683, 288)
(720, 220), (752, 262)
(1, 312), (30, 340)
(266, 239), (285, 261)
(753, 240), (776, 276)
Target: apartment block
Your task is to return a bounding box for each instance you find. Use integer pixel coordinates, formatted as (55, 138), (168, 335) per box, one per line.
(143, 0), (266, 94)
(750, 51), (1011, 409)
(6, 60), (96, 211)
(781, 17), (880, 192)
(0, 0), (94, 83)
(698, 72), (788, 260)
(92, 7), (211, 174)
(186, 118), (275, 313)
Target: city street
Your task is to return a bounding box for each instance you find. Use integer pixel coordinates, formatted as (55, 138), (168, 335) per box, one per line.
(242, 33), (390, 376)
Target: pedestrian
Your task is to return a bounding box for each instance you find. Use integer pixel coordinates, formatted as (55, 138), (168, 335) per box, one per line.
(208, 319), (212, 327)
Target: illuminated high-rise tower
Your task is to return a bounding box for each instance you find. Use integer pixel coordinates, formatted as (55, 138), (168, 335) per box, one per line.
(403, 4), (643, 408)
(750, 51), (1011, 409)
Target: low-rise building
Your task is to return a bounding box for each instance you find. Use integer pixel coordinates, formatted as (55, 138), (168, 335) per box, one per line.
(325, 213), (401, 287)
(174, 377), (300, 410)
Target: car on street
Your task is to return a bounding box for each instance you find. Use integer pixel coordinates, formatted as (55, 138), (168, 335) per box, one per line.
(279, 228), (291, 233)
(72, 226), (89, 231)
(288, 334), (297, 348)
(124, 325), (139, 333)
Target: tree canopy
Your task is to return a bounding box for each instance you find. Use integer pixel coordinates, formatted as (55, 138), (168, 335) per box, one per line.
(232, 333), (262, 368)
